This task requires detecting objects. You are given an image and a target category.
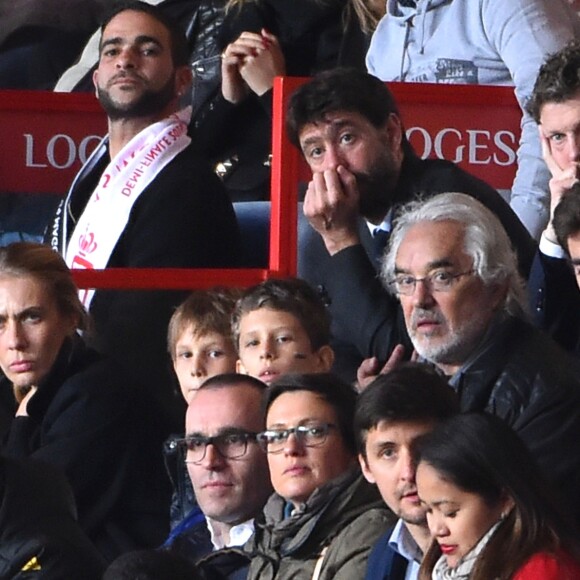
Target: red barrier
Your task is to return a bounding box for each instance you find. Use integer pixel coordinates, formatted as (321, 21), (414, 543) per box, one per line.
(0, 90), (294, 288)
(0, 81), (521, 290)
(0, 90), (107, 194)
(271, 78), (521, 191)
(70, 268), (270, 289)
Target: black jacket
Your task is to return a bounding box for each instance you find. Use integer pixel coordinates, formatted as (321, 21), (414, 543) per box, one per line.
(451, 315), (580, 524)
(528, 251), (580, 357)
(2, 337), (173, 563)
(46, 139), (241, 429)
(299, 150), (537, 381)
(0, 455), (105, 579)
(192, 0), (359, 201)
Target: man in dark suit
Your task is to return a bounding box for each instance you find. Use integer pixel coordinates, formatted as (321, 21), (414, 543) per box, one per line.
(354, 364), (459, 580)
(287, 68), (536, 381)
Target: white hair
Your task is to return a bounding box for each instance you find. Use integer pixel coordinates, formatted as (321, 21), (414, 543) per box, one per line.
(381, 192), (528, 318)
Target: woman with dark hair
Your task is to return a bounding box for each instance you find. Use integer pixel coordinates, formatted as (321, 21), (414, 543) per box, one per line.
(415, 413), (580, 580)
(245, 373), (394, 579)
(0, 242), (172, 563)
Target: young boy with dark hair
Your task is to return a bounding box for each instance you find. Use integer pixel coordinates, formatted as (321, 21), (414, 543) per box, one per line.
(232, 278), (335, 383)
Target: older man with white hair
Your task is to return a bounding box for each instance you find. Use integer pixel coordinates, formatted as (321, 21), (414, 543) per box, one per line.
(382, 192), (580, 524)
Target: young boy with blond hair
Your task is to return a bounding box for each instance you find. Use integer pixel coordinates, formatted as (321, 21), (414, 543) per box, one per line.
(168, 287), (240, 404)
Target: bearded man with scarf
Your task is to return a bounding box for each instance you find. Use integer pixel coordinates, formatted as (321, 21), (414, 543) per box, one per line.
(46, 1), (240, 431)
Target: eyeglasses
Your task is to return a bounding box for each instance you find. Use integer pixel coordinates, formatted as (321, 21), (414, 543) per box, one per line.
(177, 430), (258, 464)
(388, 270), (474, 296)
(257, 423), (336, 454)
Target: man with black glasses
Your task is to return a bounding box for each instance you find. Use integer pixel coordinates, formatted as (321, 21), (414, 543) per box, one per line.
(162, 373), (272, 565)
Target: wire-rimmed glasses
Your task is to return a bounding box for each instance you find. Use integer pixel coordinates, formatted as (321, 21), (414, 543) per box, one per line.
(387, 270), (474, 296)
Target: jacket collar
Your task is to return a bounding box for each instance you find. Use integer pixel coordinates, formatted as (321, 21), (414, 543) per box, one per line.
(449, 314), (521, 409)
(254, 467), (381, 556)
(26, 335), (96, 419)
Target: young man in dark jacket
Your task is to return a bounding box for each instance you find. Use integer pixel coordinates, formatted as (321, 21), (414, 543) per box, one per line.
(355, 364), (459, 580)
(46, 1), (240, 431)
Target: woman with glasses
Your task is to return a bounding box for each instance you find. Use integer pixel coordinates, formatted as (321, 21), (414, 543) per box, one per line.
(245, 373), (395, 579)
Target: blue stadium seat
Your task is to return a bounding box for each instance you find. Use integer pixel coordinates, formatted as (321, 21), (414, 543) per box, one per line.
(233, 201), (271, 268)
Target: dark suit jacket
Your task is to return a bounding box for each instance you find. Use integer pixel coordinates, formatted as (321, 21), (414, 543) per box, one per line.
(298, 150), (536, 381)
(365, 528), (409, 580)
(528, 251), (580, 357)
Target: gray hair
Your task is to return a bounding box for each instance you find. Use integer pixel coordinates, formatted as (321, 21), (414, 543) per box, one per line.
(381, 193), (527, 318)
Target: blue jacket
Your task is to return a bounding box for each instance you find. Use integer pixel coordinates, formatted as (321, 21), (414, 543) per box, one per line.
(161, 507), (212, 564)
(365, 529), (409, 580)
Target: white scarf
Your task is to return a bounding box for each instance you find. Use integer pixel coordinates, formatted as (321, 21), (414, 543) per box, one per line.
(65, 107), (192, 308)
(431, 521), (502, 580)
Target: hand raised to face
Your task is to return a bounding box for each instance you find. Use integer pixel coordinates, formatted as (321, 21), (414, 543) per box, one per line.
(539, 126), (580, 243)
(303, 165), (362, 255)
(221, 29), (285, 103)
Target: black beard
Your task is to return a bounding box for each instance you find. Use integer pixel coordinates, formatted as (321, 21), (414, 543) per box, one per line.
(98, 74), (176, 121)
(354, 151), (399, 223)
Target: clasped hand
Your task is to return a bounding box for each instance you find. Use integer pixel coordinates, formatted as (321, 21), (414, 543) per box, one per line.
(221, 29), (286, 103)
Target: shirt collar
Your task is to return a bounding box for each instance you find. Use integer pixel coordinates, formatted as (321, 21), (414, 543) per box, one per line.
(206, 518), (255, 550)
(388, 518), (423, 564)
(366, 209), (393, 236)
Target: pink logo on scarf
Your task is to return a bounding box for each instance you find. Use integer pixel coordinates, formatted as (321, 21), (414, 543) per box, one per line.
(79, 232), (97, 254)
